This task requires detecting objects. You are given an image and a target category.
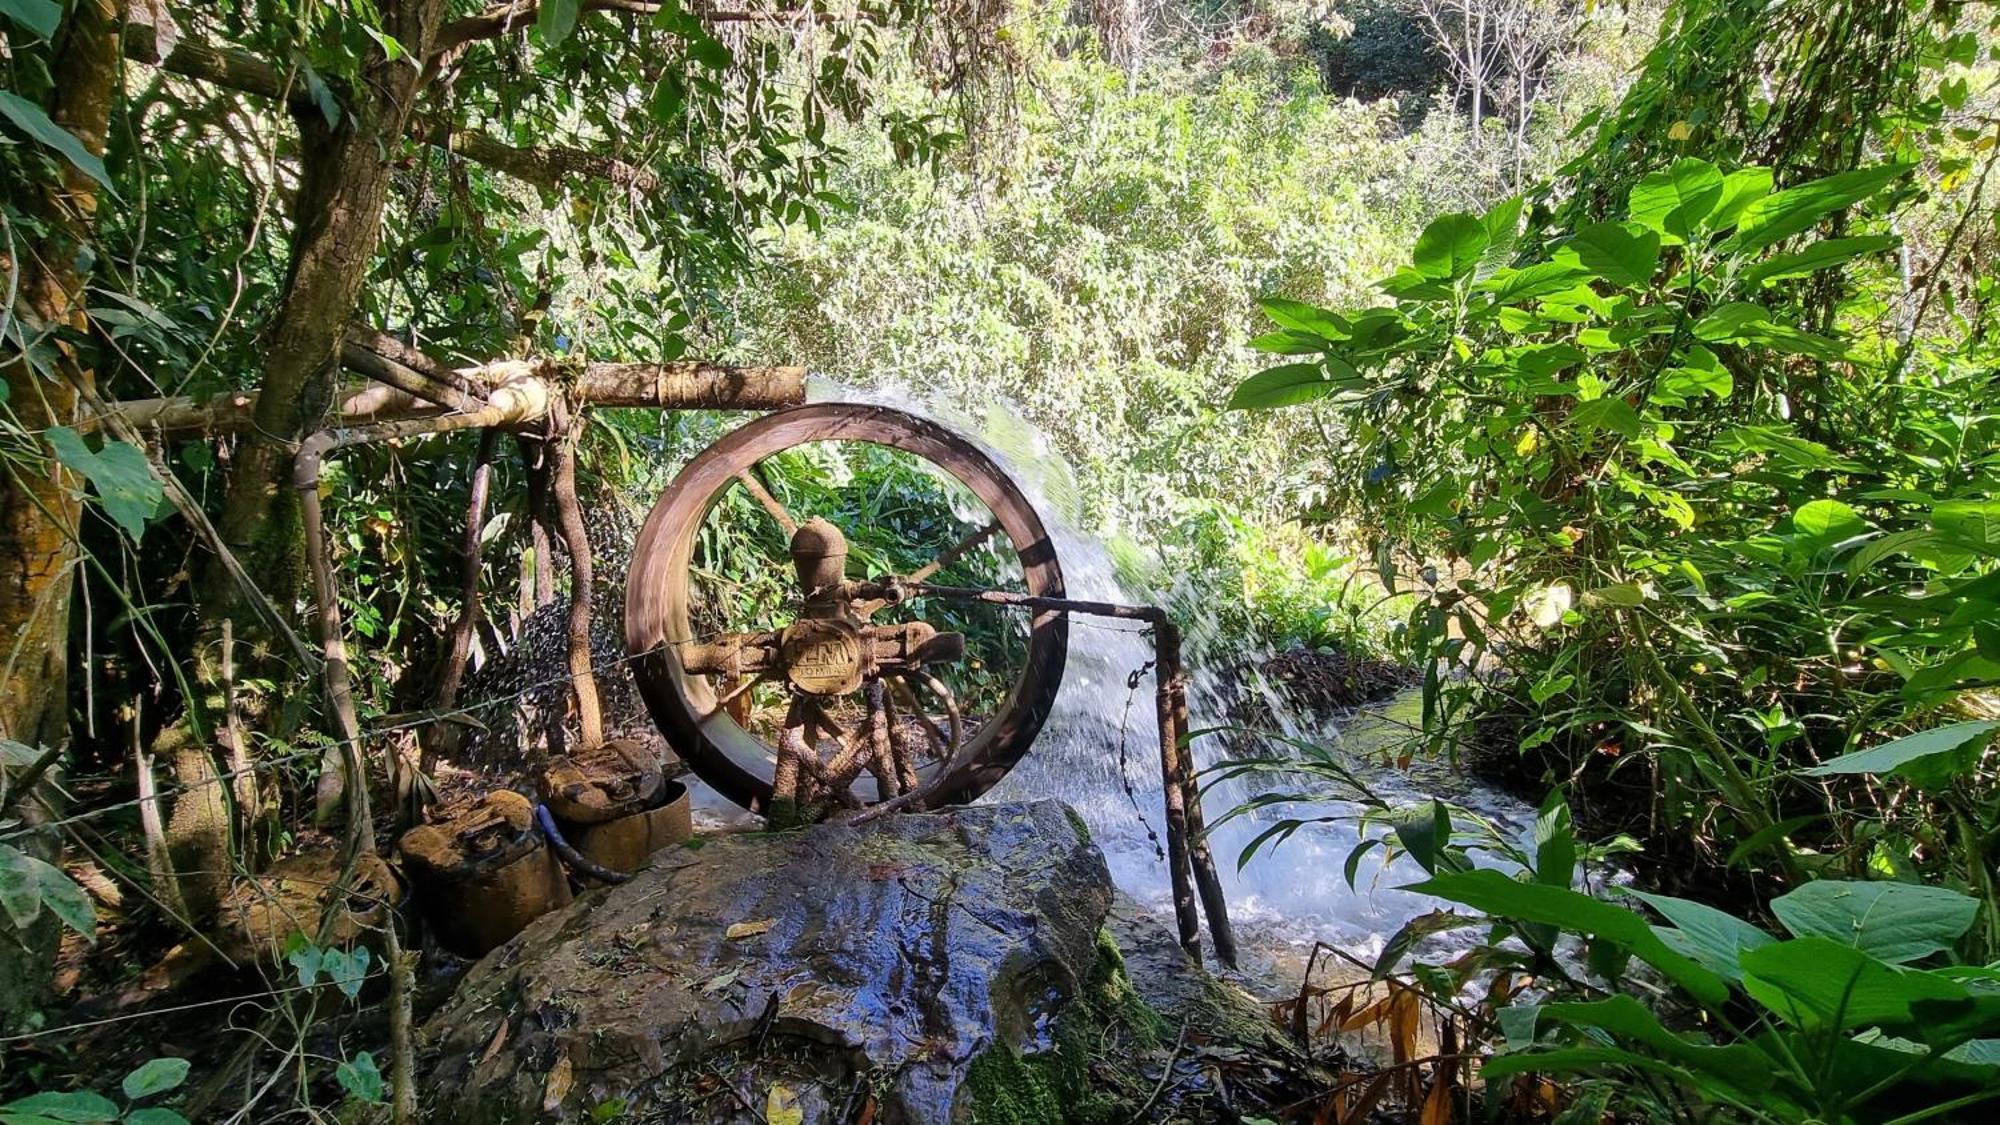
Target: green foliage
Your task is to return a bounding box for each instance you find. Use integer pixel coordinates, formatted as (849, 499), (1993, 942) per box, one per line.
(709, 34), (1518, 544)
(1402, 798), (2000, 1124)
(0, 90), (112, 191)
(334, 1052), (383, 1105)
(43, 430), (164, 544)
(1228, 145), (2000, 946)
(0, 1058), (192, 1125)
(0, 844), (93, 942)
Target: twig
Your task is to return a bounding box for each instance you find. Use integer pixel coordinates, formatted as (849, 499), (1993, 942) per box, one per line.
(1132, 1016), (1192, 1123)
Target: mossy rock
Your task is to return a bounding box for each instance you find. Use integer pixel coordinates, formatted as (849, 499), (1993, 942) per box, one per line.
(421, 801), (1118, 1123)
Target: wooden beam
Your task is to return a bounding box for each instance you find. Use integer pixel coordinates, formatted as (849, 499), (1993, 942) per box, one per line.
(98, 357), (807, 436)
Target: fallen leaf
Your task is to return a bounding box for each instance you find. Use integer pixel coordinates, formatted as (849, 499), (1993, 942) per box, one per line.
(478, 1018), (511, 1066)
(725, 919), (775, 940)
(700, 968), (741, 995)
(766, 1083), (804, 1125)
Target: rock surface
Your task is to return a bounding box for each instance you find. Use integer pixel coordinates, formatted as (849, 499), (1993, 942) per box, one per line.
(419, 800), (1118, 1123)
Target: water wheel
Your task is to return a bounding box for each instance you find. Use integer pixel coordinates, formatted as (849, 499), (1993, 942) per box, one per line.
(625, 403), (1068, 816)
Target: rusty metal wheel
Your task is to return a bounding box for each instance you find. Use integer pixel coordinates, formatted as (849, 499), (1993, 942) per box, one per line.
(625, 403), (1068, 815)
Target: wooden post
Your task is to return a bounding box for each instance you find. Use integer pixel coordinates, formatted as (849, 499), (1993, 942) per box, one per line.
(1151, 632), (1205, 960)
(1155, 619), (1238, 969)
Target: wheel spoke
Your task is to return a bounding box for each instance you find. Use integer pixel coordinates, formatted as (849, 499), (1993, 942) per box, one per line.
(857, 516), (1004, 617)
(733, 465), (798, 537)
(909, 517), (1003, 584)
(893, 671), (963, 765)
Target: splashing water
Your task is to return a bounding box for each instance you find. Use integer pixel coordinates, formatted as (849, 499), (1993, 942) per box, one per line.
(787, 379), (1540, 971)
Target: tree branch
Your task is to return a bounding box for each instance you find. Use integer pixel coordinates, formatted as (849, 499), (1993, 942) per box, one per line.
(95, 353), (807, 435)
(124, 26), (298, 106)
(122, 30), (661, 194)
(439, 128), (661, 193)
(433, 2), (840, 55)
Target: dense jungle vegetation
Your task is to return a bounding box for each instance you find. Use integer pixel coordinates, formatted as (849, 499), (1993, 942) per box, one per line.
(4, 0), (2000, 1121)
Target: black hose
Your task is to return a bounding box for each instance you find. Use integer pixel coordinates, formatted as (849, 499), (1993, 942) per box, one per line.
(534, 803), (630, 884)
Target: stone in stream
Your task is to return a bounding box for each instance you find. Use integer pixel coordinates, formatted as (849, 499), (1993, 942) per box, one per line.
(420, 800), (1187, 1122)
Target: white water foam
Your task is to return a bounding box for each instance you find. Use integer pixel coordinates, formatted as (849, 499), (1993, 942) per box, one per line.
(794, 379), (1540, 971)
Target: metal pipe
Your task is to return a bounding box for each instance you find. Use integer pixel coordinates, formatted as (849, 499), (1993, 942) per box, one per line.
(894, 583), (1237, 965)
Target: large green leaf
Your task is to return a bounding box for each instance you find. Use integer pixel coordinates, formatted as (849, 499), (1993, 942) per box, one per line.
(1537, 995), (1773, 1094)
(0, 0), (62, 39)
(1725, 163), (1912, 253)
(1247, 328), (1325, 355)
(1628, 157), (1724, 241)
(1792, 499), (1866, 549)
(1530, 793), (1575, 888)
(0, 91), (113, 192)
(1570, 396), (1643, 439)
(0, 1090), (122, 1122)
(1693, 302), (1845, 360)
(1478, 1044), (1702, 1084)
(0, 844), (95, 939)
(44, 427), (163, 543)
(336, 1052), (385, 1103)
(1411, 212), (1489, 281)
(1932, 499), (2000, 555)
(1476, 194), (1525, 279)
(1806, 721), (1998, 781)
(1560, 222), (1661, 287)
(1405, 869), (1729, 1006)
(1632, 890), (1774, 982)
(1476, 261), (1592, 305)
(1742, 235), (1899, 286)
(1258, 297), (1348, 338)
(536, 0), (581, 44)
(1390, 801), (1453, 874)
(121, 1058), (192, 1101)
(1227, 363), (1342, 410)
(1740, 938), (1965, 1032)
(1707, 167), (1774, 231)
(1770, 880), (1978, 963)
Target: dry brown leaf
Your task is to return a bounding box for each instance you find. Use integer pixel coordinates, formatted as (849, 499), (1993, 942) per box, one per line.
(1419, 1073), (1455, 1125)
(726, 918), (775, 940)
(478, 1018), (511, 1066)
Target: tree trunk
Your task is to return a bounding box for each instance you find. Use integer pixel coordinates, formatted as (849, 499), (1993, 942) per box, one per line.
(200, 12), (445, 637)
(0, 0), (123, 1031)
(168, 0), (450, 863)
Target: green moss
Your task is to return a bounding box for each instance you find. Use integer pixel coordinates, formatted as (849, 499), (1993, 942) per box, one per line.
(962, 928), (1165, 1124)
(1061, 804), (1092, 843)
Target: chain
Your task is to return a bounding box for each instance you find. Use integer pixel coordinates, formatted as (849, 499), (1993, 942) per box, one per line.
(1116, 658), (1165, 862)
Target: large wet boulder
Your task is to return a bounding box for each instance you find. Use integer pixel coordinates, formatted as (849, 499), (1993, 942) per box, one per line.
(420, 800), (1136, 1123)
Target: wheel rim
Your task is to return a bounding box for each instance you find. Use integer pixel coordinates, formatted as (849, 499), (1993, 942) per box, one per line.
(624, 403), (1069, 814)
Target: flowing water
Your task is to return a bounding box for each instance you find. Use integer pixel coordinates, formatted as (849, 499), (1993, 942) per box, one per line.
(682, 379), (1539, 975)
(793, 381), (1541, 975)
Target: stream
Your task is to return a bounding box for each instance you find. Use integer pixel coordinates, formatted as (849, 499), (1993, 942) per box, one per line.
(689, 379), (1541, 979)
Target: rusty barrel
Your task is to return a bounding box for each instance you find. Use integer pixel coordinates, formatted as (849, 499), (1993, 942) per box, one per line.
(540, 739), (692, 875)
(397, 789), (570, 957)
(219, 848), (403, 963)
